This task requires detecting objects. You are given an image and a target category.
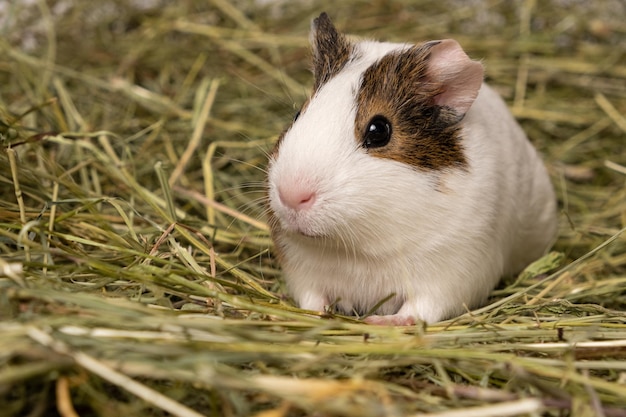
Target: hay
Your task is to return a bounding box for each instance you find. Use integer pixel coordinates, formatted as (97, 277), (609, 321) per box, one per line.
(1, 0), (626, 416)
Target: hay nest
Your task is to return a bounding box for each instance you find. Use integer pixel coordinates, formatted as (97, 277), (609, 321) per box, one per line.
(1, 1), (626, 416)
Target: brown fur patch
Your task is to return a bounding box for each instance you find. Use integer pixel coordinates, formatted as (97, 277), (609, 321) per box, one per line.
(355, 44), (468, 171)
(311, 13), (355, 92)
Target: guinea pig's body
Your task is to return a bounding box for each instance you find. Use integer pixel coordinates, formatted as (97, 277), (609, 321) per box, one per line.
(267, 13), (557, 325)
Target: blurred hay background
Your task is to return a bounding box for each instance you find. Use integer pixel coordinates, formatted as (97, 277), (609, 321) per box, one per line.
(1, 0), (625, 416)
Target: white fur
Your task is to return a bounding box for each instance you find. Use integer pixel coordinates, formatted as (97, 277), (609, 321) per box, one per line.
(268, 40), (557, 324)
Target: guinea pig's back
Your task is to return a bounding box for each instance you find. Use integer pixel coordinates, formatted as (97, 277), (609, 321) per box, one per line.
(461, 84), (558, 275)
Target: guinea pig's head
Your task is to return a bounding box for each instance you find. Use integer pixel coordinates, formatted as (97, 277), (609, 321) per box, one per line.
(267, 13), (483, 245)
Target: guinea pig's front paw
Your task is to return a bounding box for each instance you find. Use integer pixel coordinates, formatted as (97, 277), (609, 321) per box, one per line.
(363, 314), (416, 326)
(297, 291), (329, 313)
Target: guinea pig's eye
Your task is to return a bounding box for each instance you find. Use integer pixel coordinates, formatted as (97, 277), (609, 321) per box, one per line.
(363, 116), (392, 148)
(293, 110), (301, 122)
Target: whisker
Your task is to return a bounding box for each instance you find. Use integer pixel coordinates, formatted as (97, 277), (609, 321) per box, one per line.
(174, 185), (269, 231)
(219, 155), (271, 176)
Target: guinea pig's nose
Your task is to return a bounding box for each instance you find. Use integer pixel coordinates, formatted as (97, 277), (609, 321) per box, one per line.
(278, 186), (317, 211)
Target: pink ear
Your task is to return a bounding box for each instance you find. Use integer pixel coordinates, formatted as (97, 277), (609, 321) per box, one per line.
(427, 39), (484, 115)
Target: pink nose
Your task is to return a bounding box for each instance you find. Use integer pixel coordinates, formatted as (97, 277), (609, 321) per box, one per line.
(278, 187), (316, 210)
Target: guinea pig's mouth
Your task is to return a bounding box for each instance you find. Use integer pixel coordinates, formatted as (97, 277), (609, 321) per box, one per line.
(278, 218), (330, 240)
(276, 209), (328, 239)
(285, 225), (326, 240)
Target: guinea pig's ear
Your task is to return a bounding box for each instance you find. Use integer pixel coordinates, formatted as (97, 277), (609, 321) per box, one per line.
(425, 39), (484, 116)
(310, 13), (354, 91)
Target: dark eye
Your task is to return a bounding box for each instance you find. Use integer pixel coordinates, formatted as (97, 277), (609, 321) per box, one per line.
(293, 110), (301, 122)
(363, 116), (392, 148)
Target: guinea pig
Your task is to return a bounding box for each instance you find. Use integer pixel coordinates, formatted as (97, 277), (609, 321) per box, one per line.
(266, 12), (558, 325)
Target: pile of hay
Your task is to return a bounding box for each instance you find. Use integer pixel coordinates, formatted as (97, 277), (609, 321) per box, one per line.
(1, 1), (625, 416)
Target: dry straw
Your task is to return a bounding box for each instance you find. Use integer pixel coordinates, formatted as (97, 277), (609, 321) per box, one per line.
(1, 0), (626, 416)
